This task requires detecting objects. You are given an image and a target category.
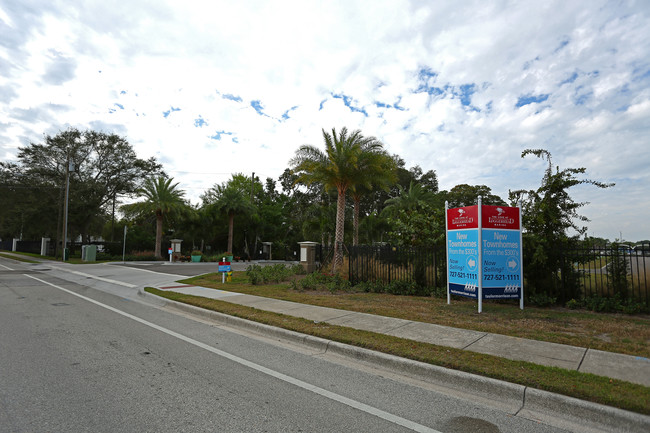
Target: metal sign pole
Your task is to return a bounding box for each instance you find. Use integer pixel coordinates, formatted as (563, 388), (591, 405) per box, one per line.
(519, 202), (524, 310)
(478, 196), (483, 314)
(445, 201), (450, 305)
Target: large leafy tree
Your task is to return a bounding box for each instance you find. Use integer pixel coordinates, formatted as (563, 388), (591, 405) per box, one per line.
(0, 128), (161, 244)
(291, 127), (382, 270)
(509, 149), (613, 300)
(123, 176), (187, 258)
(444, 184), (507, 208)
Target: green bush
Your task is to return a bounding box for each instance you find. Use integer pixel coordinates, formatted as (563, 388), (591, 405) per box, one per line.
(246, 264), (295, 285)
(527, 292), (557, 307)
(290, 272), (351, 293)
(351, 279), (434, 296)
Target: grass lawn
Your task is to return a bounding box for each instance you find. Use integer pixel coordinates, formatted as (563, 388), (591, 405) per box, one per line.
(145, 271), (650, 414)
(181, 272), (650, 358)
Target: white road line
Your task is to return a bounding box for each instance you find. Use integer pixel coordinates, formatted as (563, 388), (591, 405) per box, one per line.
(48, 266), (137, 288)
(0, 263), (14, 270)
(24, 274), (441, 433)
(109, 264), (187, 278)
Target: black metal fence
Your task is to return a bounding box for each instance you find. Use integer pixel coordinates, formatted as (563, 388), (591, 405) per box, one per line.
(559, 243), (649, 306)
(338, 242), (649, 307)
(347, 244), (446, 288)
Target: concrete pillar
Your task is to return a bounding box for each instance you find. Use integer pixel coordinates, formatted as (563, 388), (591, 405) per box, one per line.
(41, 238), (50, 256)
(12, 238), (19, 252)
(298, 241), (319, 273)
(170, 239), (183, 262)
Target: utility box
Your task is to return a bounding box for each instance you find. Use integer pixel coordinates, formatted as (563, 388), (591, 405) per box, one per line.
(298, 241), (319, 273)
(81, 245), (97, 262)
(170, 239), (183, 262)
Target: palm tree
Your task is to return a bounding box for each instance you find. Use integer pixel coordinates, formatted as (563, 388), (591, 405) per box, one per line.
(211, 185), (255, 255)
(124, 176), (187, 258)
(382, 181), (437, 218)
(350, 148), (396, 245)
(291, 127), (382, 270)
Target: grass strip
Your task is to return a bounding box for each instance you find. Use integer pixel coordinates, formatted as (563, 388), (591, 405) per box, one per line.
(181, 272), (650, 358)
(0, 252), (39, 263)
(146, 287), (649, 415)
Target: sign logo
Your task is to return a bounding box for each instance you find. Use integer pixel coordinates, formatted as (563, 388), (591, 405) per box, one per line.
(482, 205), (520, 229)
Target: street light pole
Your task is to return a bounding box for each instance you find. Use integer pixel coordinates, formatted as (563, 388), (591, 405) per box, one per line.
(62, 159), (74, 261)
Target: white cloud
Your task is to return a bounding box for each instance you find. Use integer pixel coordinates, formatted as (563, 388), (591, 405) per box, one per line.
(1, 0), (649, 241)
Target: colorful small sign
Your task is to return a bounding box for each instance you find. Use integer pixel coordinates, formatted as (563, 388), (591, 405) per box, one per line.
(218, 261), (231, 273)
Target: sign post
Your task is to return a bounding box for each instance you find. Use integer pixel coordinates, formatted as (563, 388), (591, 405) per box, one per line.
(218, 258), (231, 284)
(446, 197), (523, 312)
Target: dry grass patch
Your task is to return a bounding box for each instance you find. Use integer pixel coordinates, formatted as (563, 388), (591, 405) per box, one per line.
(181, 272), (650, 357)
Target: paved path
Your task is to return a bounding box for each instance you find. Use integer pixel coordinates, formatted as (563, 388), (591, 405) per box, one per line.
(152, 281), (650, 387)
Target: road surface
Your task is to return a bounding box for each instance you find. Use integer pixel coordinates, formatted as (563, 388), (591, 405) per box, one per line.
(0, 258), (570, 432)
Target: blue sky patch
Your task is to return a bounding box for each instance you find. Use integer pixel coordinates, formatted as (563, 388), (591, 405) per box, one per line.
(554, 38), (570, 53)
(114, 103), (124, 110)
(222, 93), (243, 102)
(332, 93), (368, 116)
(456, 84), (476, 106)
(560, 72), (579, 86)
(210, 130), (233, 140)
(251, 100), (269, 117)
(120, 90), (126, 95)
(282, 106), (298, 120)
(194, 116), (207, 127)
(516, 93), (550, 107)
(163, 106), (181, 118)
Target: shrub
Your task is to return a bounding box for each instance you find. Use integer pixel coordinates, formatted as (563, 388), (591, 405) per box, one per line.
(291, 272), (351, 293)
(246, 264), (295, 285)
(527, 292), (557, 307)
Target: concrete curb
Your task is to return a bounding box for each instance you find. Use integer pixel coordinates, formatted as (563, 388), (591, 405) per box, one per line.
(138, 288), (650, 433)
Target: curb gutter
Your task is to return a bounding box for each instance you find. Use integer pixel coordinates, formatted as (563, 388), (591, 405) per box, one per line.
(138, 289), (650, 433)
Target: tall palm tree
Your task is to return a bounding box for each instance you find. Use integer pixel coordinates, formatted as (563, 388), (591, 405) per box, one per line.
(212, 185), (255, 254)
(124, 176), (186, 258)
(350, 148), (396, 245)
(291, 127), (382, 270)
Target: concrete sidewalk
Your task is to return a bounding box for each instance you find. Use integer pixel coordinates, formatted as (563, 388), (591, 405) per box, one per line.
(151, 282), (650, 388)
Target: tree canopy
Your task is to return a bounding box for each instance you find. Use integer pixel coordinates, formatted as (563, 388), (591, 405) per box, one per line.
(0, 128), (161, 245)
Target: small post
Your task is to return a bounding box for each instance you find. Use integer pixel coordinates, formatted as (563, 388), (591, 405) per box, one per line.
(122, 225), (127, 264)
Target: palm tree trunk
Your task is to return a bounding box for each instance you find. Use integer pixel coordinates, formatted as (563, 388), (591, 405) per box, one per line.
(333, 187), (346, 272)
(353, 196), (360, 246)
(155, 212), (163, 258)
(227, 211), (234, 254)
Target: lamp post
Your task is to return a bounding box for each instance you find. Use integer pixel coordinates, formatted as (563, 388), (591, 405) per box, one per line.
(62, 160), (74, 261)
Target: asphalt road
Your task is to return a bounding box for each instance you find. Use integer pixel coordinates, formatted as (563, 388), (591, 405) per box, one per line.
(0, 258), (568, 432)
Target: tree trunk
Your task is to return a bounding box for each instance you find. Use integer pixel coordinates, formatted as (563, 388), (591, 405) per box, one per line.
(155, 212), (163, 258)
(227, 211), (234, 253)
(333, 187), (346, 272)
(353, 196), (360, 246)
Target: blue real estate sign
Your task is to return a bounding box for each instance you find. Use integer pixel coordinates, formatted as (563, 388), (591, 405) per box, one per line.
(447, 203), (524, 311)
(481, 205), (522, 300)
(446, 206), (480, 299)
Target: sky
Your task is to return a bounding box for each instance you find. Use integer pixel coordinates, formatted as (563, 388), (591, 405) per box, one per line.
(1, 0), (649, 242)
